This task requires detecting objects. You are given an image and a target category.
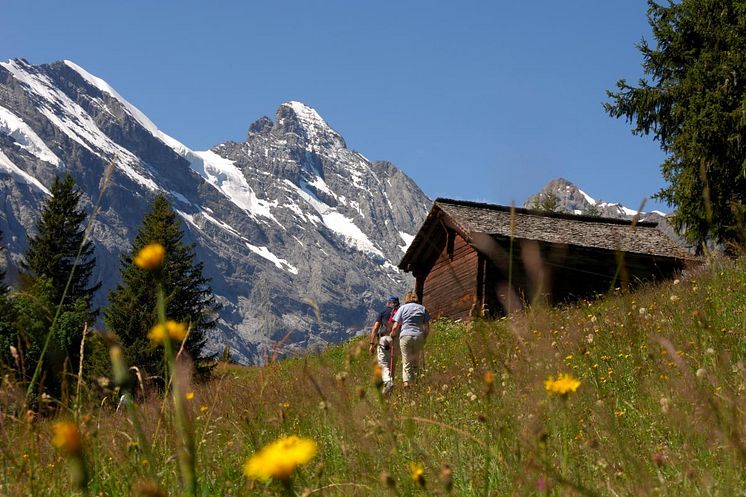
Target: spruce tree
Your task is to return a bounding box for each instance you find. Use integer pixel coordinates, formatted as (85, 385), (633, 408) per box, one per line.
(105, 194), (220, 380)
(23, 174), (101, 308)
(16, 174), (100, 396)
(605, 0), (746, 252)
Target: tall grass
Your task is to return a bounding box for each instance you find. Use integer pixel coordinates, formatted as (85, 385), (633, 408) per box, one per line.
(1, 256), (745, 496)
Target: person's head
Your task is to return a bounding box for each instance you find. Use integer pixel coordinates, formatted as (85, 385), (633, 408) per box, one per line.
(387, 295), (400, 308)
(403, 291), (418, 304)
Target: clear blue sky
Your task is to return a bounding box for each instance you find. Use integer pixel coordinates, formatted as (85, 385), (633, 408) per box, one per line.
(2, 1), (668, 211)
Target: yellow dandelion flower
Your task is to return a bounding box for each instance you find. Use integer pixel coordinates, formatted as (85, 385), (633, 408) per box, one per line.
(185, 392), (195, 400)
(243, 435), (318, 481)
(199, 405), (208, 412)
(51, 421), (82, 455)
(408, 462), (426, 487)
(544, 374), (581, 396)
(133, 243), (165, 270)
(147, 321), (188, 344)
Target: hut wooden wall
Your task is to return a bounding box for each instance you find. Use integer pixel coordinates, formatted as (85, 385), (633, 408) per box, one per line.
(422, 234), (479, 320)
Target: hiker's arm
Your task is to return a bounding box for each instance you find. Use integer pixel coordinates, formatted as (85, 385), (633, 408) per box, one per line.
(369, 321), (381, 354)
(391, 321), (401, 338)
(422, 321), (430, 339)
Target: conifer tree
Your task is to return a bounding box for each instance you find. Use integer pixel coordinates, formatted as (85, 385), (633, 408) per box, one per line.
(105, 194), (220, 380)
(23, 174), (101, 308)
(531, 191), (561, 213)
(0, 230), (17, 369)
(605, 0), (746, 252)
(14, 174), (99, 395)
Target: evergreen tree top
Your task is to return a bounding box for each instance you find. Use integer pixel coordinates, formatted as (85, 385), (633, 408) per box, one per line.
(23, 173), (100, 309)
(105, 193), (220, 380)
(606, 0), (746, 251)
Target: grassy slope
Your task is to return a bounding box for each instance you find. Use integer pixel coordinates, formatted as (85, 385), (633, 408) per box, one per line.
(1, 257), (745, 496)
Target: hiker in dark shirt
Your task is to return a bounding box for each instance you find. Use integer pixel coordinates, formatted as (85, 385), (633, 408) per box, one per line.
(368, 296), (400, 394)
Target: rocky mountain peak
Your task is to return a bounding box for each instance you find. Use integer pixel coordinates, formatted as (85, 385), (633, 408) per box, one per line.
(247, 116), (273, 137)
(274, 101), (346, 150)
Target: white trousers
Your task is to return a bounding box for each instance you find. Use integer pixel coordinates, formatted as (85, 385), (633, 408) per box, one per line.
(376, 336), (397, 385)
(399, 334), (425, 383)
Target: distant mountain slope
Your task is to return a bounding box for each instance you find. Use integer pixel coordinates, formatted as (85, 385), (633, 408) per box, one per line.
(524, 178), (690, 250)
(0, 58), (430, 364)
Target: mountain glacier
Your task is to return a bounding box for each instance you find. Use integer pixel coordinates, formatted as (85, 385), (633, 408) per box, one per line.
(0, 58), (430, 364)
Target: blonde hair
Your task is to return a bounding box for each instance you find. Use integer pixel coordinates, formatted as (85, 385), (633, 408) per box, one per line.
(403, 291), (419, 304)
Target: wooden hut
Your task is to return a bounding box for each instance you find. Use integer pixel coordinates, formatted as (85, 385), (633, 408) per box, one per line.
(398, 198), (697, 320)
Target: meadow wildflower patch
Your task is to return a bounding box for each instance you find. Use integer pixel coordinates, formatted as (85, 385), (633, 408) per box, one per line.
(2, 258), (746, 496)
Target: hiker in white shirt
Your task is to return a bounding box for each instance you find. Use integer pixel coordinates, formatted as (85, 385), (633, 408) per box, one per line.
(391, 291), (431, 387)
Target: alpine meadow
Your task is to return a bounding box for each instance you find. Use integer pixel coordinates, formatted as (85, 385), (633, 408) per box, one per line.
(1, 0), (746, 496)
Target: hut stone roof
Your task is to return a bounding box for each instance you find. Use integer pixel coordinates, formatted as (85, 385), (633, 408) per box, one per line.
(400, 198), (695, 270)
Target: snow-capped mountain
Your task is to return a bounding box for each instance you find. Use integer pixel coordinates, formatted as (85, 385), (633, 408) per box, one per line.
(524, 178), (687, 248)
(524, 178), (665, 218)
(0, 58), (430, 364)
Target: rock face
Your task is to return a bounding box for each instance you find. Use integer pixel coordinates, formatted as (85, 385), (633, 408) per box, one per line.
(0, 59), (430, 364)
(524, 178), (691, 250)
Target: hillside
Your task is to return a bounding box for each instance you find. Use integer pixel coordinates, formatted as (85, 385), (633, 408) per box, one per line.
(1, 256), (744, 496)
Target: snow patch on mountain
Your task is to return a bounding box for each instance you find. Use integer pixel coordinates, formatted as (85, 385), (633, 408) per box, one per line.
(178, 208), (298, 275)
(0, 105), (61, 166)
(245, 242), (299, 274)
(578, 188), (595, 205)
(188, 150), (281, 225)
(597, 202), (640, 217)
(0, 149), (51, 195)
(398, 231), (415, 253)
(287, 178), (384, 260)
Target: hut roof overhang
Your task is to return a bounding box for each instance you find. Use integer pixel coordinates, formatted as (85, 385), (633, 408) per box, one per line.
(399, 198), (697, 273)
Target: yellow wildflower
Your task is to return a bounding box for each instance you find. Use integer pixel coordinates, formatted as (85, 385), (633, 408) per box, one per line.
(147, 321), (188, 344)
(185, 392), (195, 400)
(408, 462), (426, 487)
(51, 421), (82, 455)
(133, 243), (165, 270)
(544, 374), (581, 396)
(243, 436), (318, 481)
